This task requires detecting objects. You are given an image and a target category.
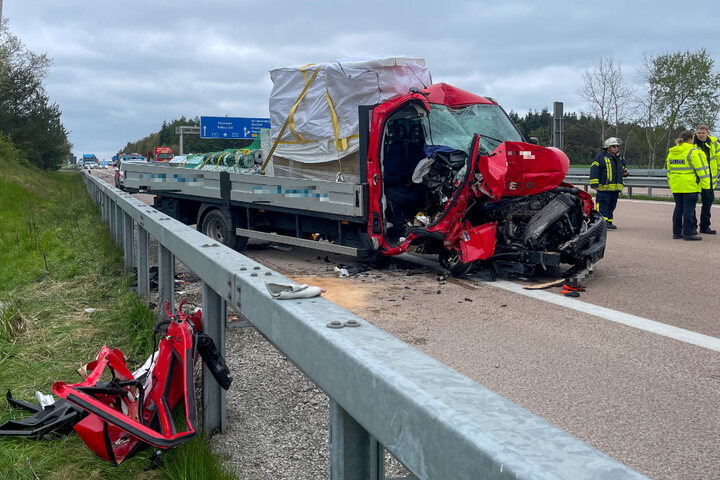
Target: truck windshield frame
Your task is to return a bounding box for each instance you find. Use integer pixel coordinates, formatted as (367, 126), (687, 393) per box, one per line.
(427, 103), (523, 155)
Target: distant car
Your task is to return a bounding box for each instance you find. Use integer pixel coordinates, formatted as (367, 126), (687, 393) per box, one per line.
(115, 157), (147, 190)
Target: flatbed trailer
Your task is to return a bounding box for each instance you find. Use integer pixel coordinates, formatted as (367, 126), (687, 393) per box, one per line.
(122, 110), (373, 257)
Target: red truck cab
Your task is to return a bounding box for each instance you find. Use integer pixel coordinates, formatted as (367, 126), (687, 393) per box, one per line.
(153, 147), (174, 162)
(365, 83), (604, 277)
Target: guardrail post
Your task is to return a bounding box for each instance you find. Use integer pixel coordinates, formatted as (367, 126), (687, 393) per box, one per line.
(100, 193), (106, 222)
(116, 204), (124, 245)
(137, 226), (150, 295)
(201, 282), (227, 434)
(627, 186), (633, 199)
(108, 199), (115, 239)
(123, 213), (134, 270)
(102, 191), (107, 222)
(330, 400), (385, 480)
(158, 245), (174, 321)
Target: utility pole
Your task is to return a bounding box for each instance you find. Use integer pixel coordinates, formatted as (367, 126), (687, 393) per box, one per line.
(0, 0), (4, 21)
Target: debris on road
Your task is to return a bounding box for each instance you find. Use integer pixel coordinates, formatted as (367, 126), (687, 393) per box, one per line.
(334, 266), (350, 277)
(266, 282), (326, 299)
(523, 279), (565, 290)
(269, 244), (293, 252)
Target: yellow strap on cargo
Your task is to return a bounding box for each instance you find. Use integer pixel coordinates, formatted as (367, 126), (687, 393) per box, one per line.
(262, 65), (323, 174)
(323, 77), (347, 153)
(199, 154), (212, 170)
(301, 63), (316, 84)
(288, 64), (320, 144)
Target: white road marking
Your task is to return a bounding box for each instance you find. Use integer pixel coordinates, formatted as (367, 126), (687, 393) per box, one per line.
(490, 280), (720, 353)
(617, 198), (720, 208)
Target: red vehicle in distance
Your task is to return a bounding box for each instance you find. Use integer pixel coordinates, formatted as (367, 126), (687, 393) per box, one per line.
(153, 147), (174, 162)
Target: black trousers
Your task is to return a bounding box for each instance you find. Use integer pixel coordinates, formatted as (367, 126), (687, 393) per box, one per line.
(596, 190), (620, 223)
(673, 192), (699, 236)
(699, 188), (715, 229)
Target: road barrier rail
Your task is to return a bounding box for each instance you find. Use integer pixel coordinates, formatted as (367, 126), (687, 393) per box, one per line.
(81, 171), (647, 479)
(566, 168), (670, 198)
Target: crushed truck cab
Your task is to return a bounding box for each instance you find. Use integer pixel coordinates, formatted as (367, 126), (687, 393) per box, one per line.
(366, 83), (606, 277)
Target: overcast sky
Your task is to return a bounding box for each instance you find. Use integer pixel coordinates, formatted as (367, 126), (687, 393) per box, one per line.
(4, 0), (719, 161)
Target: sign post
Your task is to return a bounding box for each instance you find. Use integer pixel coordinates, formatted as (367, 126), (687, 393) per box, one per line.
(175, 126), (200, 155)
(552, 101), (564, 149)
(199, 116), (270, 140)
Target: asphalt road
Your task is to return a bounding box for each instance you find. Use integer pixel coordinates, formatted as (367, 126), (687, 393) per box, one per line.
(233, 198), (720, 480)
(93, 167), (719, 479)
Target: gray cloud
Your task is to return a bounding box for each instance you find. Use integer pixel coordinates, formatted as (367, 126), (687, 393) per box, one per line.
(5, 0), (719, 160)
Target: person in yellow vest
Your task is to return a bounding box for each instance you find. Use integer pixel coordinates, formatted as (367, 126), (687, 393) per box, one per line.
(589, 137), (629, 229)
(694, 125), (719, 234)
(666, 131), (711, 241)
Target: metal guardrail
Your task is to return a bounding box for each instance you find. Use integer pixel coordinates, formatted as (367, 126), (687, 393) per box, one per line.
(81, 171), (648, 479)
(566, 169), (670, 198)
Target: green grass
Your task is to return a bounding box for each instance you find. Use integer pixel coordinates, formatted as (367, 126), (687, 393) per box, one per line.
(0, 136), (237, 480)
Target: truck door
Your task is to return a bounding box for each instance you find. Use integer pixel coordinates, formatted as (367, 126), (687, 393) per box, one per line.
(365, 95), (430, 252)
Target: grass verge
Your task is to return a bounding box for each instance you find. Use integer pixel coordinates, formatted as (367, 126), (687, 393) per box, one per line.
(0, 139), (237, 480)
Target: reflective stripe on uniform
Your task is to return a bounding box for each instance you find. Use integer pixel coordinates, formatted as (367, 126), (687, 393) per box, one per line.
(606, 157), (612, 183)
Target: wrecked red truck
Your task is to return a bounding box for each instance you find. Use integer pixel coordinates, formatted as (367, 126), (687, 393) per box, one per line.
(121, 58), (606, 278)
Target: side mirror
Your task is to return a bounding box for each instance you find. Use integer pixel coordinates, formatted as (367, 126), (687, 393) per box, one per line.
(529, 137), (540, 145)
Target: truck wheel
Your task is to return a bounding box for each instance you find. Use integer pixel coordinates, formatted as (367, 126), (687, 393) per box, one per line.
(439, 249), (473, 278)
(200, 210), (247, 251)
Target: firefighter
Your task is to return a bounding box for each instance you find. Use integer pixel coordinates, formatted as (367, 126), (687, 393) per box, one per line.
(590, 137), (629, 229)
(667, 131), (711, 241)
(694, 125), (719, 234)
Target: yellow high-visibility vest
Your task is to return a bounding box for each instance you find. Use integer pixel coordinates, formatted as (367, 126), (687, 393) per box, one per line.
(666, 142), (711, 193)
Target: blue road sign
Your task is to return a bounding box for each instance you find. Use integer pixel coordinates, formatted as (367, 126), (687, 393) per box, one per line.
(200, 116), (271, 139)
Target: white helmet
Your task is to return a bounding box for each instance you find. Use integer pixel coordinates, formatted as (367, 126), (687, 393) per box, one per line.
(604, 137), (621, 148)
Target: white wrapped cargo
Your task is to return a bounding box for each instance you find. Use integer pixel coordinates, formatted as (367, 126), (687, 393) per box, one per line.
(268, 57), (431, 170)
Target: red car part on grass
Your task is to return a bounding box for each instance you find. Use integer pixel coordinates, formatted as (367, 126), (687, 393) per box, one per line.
(53, 302), (231, 464)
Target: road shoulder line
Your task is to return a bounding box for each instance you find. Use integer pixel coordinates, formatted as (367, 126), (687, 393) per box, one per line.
(490, 280), (720, 353)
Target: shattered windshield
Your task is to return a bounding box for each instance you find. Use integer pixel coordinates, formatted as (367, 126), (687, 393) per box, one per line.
(427, 104), (523, 155)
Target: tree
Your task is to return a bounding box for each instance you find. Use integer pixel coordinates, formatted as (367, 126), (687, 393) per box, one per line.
(653, 49), (719, 143)
(636, 54), (666, 169)
(0, 19), (70, 169)
(637, 49), (720, 167)
(578, 55), (634, 144)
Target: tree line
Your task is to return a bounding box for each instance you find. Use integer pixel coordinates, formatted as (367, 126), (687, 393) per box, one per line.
(0, 20), (70, 170)
(511, 48), (719, 168)
(118, 117), (253, 159)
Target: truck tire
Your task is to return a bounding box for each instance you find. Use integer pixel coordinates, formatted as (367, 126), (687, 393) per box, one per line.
(200, 209), (248, 251)
(439, 249), (473, 278)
